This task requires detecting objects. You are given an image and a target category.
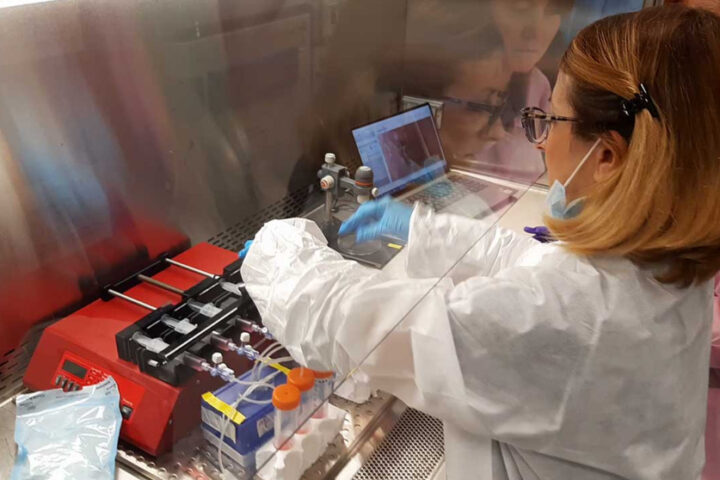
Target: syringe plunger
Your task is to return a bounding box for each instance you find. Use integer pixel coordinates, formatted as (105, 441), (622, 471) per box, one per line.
(133, 333), (169, 353)
(161, 315), (196, 334)
(187, 300), (222, 317)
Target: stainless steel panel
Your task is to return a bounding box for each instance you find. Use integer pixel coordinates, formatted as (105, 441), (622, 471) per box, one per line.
(0, 0), (407, 361)
(0, 0), (645, 377)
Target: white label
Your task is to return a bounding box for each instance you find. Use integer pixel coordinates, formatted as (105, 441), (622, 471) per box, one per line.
(201, 407), (236, 443)
(256, 410), (275, 438)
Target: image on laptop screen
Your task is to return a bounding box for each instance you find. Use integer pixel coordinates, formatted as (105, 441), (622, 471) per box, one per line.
(352, 105), (446, 197)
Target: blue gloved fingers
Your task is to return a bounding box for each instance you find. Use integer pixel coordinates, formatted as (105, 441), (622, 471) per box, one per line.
(524, 226), (554, 243)
(238, 239), (254, 259)
(524, 226), (550, 236)
(389, 202), (413, 242)
(354, 222), (383, 244)
(338, 198), (389, 236)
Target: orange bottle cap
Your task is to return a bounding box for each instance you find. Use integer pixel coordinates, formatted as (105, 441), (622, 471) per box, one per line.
(273, 384), (301, 411)
(287, 368), (315, 392)
(312, 370), (334, 379)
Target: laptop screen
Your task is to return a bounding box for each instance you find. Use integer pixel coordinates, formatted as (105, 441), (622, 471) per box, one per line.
(352, 104), (446, 197)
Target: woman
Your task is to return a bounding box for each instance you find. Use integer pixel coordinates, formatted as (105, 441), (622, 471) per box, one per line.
(241, 7), (720, 479)
(406, 0), (573, 183)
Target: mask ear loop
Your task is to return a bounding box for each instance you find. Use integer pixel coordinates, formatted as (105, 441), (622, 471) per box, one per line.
(563, 138), (602, 188)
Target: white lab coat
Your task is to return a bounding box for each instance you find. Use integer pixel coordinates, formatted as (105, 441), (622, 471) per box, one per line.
(241, 204), (712, 480)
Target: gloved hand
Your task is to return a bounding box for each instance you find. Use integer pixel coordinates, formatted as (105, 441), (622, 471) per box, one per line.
(238, 240), (254, 259)
(523, 226), (555, 243)
(339, 197), (413, 243)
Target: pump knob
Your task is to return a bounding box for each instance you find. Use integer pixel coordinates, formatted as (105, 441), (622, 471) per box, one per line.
(320, 175), (335, 190)
(355, 166), (374, 187)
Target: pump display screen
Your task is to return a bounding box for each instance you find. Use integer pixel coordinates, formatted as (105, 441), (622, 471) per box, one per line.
(62, 359), (87, 379)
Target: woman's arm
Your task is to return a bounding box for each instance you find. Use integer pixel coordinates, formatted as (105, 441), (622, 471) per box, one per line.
(406, 203), (539, 282)
(241, 217), (590, 451)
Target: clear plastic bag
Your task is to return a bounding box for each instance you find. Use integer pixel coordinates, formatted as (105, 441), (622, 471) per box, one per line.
(12, 377), (122, 480)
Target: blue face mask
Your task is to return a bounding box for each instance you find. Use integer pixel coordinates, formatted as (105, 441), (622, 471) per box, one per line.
(547, 138), (602, 219)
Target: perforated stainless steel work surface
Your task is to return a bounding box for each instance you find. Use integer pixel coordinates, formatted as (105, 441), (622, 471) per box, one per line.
(0, 322), (47, 404)
(207, 187), (322, 252)
(350, 408), (444, 480)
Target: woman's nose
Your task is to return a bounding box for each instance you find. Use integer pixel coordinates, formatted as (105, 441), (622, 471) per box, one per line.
(484, 116), (506, 143)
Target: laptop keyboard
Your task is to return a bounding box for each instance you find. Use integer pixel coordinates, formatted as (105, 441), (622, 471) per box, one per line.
(404, 172), (488, 212)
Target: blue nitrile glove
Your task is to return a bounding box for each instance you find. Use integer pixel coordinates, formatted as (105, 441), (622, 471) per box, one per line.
(238, 240), (254, 259)
(523, 226), (555, 243)
(339, 197), (413, 244)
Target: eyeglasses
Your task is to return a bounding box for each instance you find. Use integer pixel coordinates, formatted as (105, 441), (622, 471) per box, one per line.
(520, 107), (578, 144)
(441, 92), (509, 137)
(441, 96), (506, 116)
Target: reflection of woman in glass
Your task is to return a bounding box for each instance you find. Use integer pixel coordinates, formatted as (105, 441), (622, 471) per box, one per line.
(466, 0), (571, 182)
(381, 130), (416, 180)
(406, 0), (573, 183)
(381, 127), (434, 181)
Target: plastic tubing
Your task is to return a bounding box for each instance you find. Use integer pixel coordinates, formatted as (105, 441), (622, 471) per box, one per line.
(252, 343), (283, 381)
(252, 349), (285, 381)
(218, 369), (282, 473)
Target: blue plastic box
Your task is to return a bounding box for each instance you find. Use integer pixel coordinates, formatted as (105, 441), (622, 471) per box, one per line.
(201, 365), (286, 466)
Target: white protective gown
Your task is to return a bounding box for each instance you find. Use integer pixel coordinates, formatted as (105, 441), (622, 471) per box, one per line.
(241, 204), (712, 480)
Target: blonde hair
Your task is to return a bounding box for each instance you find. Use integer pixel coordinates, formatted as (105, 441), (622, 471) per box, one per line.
(547, 5), (720, 286)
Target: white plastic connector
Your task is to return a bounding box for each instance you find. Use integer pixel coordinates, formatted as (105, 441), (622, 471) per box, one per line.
(240, 332), (251, 344)
(211, 352), (224, 365)
(324, 153), (336, 165)
(218, 363), (234, 378)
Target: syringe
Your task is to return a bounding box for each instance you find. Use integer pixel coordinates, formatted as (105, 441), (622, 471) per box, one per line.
(165, 258), (245, 296)
(183, 352), (235, 382)
(136, 274), (222, 318)
(237, 318), (273, 340)
(210, 332), (259, 360)
(107, 289), (196, 334)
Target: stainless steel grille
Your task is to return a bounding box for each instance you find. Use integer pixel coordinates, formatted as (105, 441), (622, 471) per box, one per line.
(351, 408), (444, 480)
(0, 323), (46, 403)
(208, 186), (321, 252)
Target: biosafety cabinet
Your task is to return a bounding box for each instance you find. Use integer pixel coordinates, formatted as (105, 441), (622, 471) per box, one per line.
(0, 0), (645, 479)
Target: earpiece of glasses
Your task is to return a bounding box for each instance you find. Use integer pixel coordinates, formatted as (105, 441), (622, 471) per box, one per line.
(520, 107), (578, 144)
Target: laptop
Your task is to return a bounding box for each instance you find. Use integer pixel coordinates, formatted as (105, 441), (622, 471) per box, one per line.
(351, 104), (518, 219)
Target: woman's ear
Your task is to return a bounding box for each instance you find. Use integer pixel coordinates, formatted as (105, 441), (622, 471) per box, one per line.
(594, 131), (628, 182)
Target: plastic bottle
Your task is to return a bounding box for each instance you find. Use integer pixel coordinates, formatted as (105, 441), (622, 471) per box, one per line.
(272, 384), (300, 450)
(311, 371), (334, 419)
(287, 368), (315, 434)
